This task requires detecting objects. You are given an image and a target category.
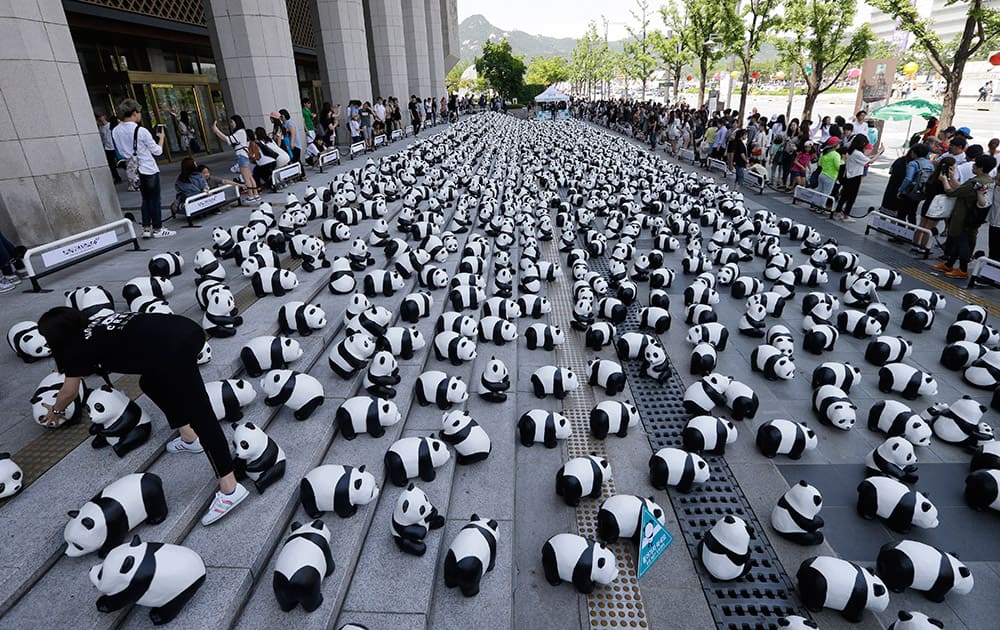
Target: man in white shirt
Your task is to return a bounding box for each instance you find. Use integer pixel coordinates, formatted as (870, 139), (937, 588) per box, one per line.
(955, 145), (996, 182)
(111, 99), (174, 239)
(850, 111), (868, 138)
(96, 113), (122, 184)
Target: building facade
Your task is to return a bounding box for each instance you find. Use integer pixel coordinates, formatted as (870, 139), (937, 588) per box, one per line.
(861, 0), (1000, 48)
(0, 0), (458, 246)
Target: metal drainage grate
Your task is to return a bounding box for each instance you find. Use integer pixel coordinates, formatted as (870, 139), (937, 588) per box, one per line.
(545, 239), (649, 630)
(588, 255), (808, 630)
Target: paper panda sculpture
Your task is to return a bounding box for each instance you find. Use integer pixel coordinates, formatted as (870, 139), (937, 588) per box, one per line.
(443, 515), (500, 597)
(586, 359), (626, 396)
(346, 306), (392, 338)
(201, 288), (243, 337)
(555, 454), (612, 506)
(63, 472), (167, 557)
(272, 519), (334, 612)
(777, 616), (819, 630)
(260, 370), (324, 421)
(7, 321), (51, 363)
(886, 611), (946, 630)
(836, 310), (883, 338)
(363, 351), (400, 399)
(812, 385), (856, 430)
(541, 533), (618, 594)
(204, 378), (256, 422)
(475, 356), (510, 403)
(299, 464), (379, 518)
(925, 396), (993, 448)
(193, 248), (225, 281)
(865, 335), (914, 366)
(724, 379), (759, 421)
(530, 365), (580, 400)
(957, 304), (988, 324)
(414, 370), (468, 409)
(589, 400), (639, 439)
(686, 322), (729, 351)
(148, 252), (184, 278)
(231, 422), (286, 493)
(518, 294), (552, 319)
(251, 267), (299, 297)
(0, 453), (23, 499)
(518, 409), (572, 448)
(865, 437), (918, 482)
(877, 539), (974, 602)
(690, 341), (718, 376)
(240, 336), (303, 377)
(596, 495), (665, 544)
(878, 364), (938, 399)
(682, 415), (737, 455)
(971, 441), (1000, 471)
(755, 419), (818, 459)
(328, 333), (375, 380)
(277, 301), (327, 336)
(121, 276), (174, 303)
(433, 331), (478, 365)
(738, 304), (767, 338)
(857, 476), (938, 533)
(751, 344), (795, 380)
(963, 351), (1000, 388)
(796, 556), (889, 622)
(946, 321), (1000, 346)
(400, 291), (434, 324)
(617, 331), (657, 360)
(698, 515), (752, 581)
(197, 341), (211, 365)
(384, 436), (451, 486)
(65, 286), (115, 319)
(84, 385), (152, 457)
(802, 324), (838, 355)
(867, 400), (933, 446)
(940, 341), (987, 370)
(771, 480), (824, 545)
(965, 469), (1000, 511)
(335, 396), (401, 440)
(439, 410), (491, 464)
(648, 447), (709, 493)
(523, 324), (565, 351)
(683, 373), (732, 416)
(901, 306), (935, 333)
(811, 362), (862, 393)
(584, 322), (616, 352)
(638, 306), (671, 334)
(477, 316), (518, 346)
(391, 483), (446, 556)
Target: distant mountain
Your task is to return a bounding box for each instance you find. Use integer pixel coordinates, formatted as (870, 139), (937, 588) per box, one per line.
(459, 14), (602, 62)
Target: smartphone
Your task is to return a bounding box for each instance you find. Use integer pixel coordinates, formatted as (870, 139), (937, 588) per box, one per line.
(155, 124), (165, 134)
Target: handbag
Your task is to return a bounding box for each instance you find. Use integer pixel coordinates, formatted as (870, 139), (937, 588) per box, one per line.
(125, 125), (141, 192)
(924, 195), (955, 219)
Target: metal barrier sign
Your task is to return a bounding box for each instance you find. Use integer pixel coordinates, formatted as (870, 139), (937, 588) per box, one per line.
(677, 148), (695, 163)
(182, 185), (239, 226)
(391, 129), (402, 141)
(793, 186), (836, 211)
(404, 125), (413, 136)
(374, 134), (386, 147)
(23, 218), (140, 292)
(272, 161), (303, 188)
(708, 158), (729, 177)
(349, 142), (365, 159)
(743, 169), (765, 194)
(865, 212), (931, 258)
(41, 229), (118, 267)
(970, 257), (1000, 288)
(318, 148), (340, 172)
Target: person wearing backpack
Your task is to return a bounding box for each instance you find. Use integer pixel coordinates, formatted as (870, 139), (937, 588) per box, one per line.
(932, 154), (999, 279)
(211, 115), (258, 203)
(112, 99), (175, 239)
(896, 143), (933, 223)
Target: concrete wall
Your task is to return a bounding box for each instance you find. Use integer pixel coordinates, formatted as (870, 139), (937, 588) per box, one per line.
(365, 0), (409, 100)
(0, 0), (121, 246)
(439, 0), (459, 71)
(424, 0), (446, 99)
(401, 0), (432, 98)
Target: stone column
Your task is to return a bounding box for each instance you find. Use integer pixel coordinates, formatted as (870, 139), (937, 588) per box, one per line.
(425, 0), (446, 99)
(402, 0), (431, 98)
(0, 1), (122, 246)
(364, 0), (409, 101)
(311, 0), (372, 144)
(439, 0), (460, 72)
(203, 0), (303, 137)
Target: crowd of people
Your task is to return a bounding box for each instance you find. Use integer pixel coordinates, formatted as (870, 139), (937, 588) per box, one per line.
(574, 97), (1000, 279)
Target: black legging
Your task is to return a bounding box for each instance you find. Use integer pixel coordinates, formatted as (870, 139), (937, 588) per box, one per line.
(139, 318), (233, 478)
(835, 175), (862, 215)
(944, 230), (974, 272)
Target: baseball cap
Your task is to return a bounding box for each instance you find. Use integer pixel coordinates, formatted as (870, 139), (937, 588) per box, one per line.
(825, 137), (840, 147)
(958, 126), (973, 138)
(269, 111), (281, 119)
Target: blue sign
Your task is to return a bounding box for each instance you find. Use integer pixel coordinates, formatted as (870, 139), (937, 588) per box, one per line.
(637, 505), (673, 579)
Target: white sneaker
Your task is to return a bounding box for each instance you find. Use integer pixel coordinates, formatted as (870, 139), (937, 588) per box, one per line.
(0, 280), (15, 294)
(165, 436), (204, 454)
(201, 483), (249, 526)
(3, 275), (20, 286)
(152, 228), (176, 238)
(142, 229), (152, 239)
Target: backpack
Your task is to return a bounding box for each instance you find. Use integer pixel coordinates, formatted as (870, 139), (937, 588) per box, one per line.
(247, 140), (261, 162)
(125, 125), (141, 192)
(904, 160), (931, 201)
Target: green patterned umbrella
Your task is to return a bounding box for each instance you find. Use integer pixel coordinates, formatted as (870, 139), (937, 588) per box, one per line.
(870, 99), (942, 121)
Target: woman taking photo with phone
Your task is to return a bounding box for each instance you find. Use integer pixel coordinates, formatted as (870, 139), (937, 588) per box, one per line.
(211, 115), (258, 203)
(112, 99), (175, 239)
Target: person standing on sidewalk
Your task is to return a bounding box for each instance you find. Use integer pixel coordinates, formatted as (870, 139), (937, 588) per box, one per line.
(932, 155), (999, 279)
(112, 99), (175, 239)
(301, 97), (316, 144)
(409, 96), (422, 136)
(816, 137), (841, 196)
(727, 129), (749, 191)
(96, 113), (122, 185)
(211, 114), (259, 203)
(833, 135), (877, 222)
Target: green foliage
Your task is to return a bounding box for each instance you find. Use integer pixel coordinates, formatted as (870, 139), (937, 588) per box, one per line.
(622, 0), (661, 98)
(671, 0), (741, 106)
(445, 59), (472, 94)
(569, 21), (614, 97)
(654, 1), (694, 99)
(526, 56), (570, 85)
(474, 39), (527, 100)
(519, 83), (547, 103)
(731, 0), (785, 116)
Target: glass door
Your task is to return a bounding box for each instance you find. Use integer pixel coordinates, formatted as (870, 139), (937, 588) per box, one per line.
(151, 84), (201, 159)
(195, 84), (227, 154)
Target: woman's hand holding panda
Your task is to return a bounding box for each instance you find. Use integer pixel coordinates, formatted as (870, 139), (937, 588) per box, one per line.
(42, 377), (83, 429)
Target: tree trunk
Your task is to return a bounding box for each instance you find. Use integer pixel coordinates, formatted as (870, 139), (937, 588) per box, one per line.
(641, 78), (647, 101)
(737, 59), (751, 123)
(673, 65), (682, 102)
(802, 74), (818, 122)
(698, 57), (708, 108)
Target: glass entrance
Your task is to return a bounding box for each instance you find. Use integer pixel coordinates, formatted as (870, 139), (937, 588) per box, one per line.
(129, 81), (227, 160)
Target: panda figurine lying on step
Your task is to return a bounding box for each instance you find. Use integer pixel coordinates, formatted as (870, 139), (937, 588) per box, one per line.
(64, 472), (167, 557)
(770, 481), (824, 546)
(272, 519), (335, 612)
(443, 515), (500, 597)
(596, 495), (665, 544)
(299, 464), (379, 519)
(541, 533), (618, 594)
(555, 454), (612, 506)
(796, 556), (889, 622)
(391, 483), (445, 556)
(876, 539), (974, 603)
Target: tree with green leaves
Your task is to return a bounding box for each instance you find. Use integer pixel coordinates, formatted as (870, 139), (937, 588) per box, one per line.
(446, 59), (471, 94)
(778, 0), (874, 121)
(623, 0), (660, 100)
(569, 22), (613, 99)
(869, 0), (1000, 127)
(474, 39), (527, 101)
(526, 56), (571, 86)
(731, 0), (784, 120)
(655, 1), (694, 102)
(669, 0), (740, 107)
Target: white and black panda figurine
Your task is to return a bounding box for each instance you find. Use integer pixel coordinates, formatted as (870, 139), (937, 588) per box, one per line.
(524, 324), (565, 351)
(940, 341), (988, 371)
(197, 341), (211, 365)
(362, 269), (405, 297)
(965, 469), (1000, 511)
(328, 258), (356, 294)
(328, 333), (376, 379)
(121, 276), (174, 303)
(384, 436), (451, 487)
(811, 362), (862, 393)
(415, 370), (468, 409)
(682, 415), (737, 455)
(755, 419), (818, 459)
(7, 321), (51, 363)
(690, 341), (717, 376)
(251, 267), (299, 297)
(771, 480), (824, 545)
(766, 325), (795, 357)
(240, 336), (303, 377)
(272, 519), (334, 612)
(555, 454), (612, 506)
(0, 453), (23, 499)
(957, 304), (988, 324)
(201, 288), (243, 337)
(477, 316), (518, 346)
(963, 351), (1000, 388)
(443, 514), (500, 597)
(925, 396), (993, 448)
(724, 379), (759, 421)
(541, 533), (618, 594)
(751, 344), (795, 380)
(518, 409), (572, 448)
(685, 303), (717, 326)
(363, 351), (400, 399)
(971, 441), (1000, 470)
(433, 331), (478, 365)
(597, 495), (665, 544)
(84, 385), (152, 457)
(377, 326), (427, 361)
(277, 301), (327, 336)
(865, 437), (919, 482)
(440, 410), (491, 464)
(335, 395), (401, 440)
(148, 252), (184, 279)
(88, 536), (205, 624)
(531, 365), (580, 400)
(946, 320), (1000, 346)
(731, 276), (763, 299)
(589, 400), (639, 439)
(868, 400), (933, 446)
(878, 364), (938, 399)
(802, 324), (838, 355)
(812, 385), (856, 430)
(901, 306), (935, 334)
(65, 285), (115, 319)
(231, 422), (286, 493)
(738, 304), (767, 338)
(698, 515), (752, 581)
(886, 610), (946, 630)
(639, 306), (671, 334)
(63, 472), (167, 557)
(476, 356), (510, 403)
(586, 359), (626, 396)
(777, 616), (819, 630)
(518, 294), (552, 319)
(857, 476), (938, 533)
(204, 378), (256, 422)
(617, 331), (657, 360)
(400, 291), (434, 324)
(877, 539), (974, 602)
(391, 482), (446, 556)
(648, 447), (709, 493)
(683, 373), (732, 416)
(836, 310), (883, 338)
(260, 370), (325, 421)
(796, 556), (889, 622)
(686, 322), (729, 351)
(299, 464), (379, 518)
(865, 335), (914, 366)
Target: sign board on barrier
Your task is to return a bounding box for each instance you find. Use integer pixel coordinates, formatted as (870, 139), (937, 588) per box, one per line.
(41, 229), (119, 267)
(318, 149), (340, 171)
(678, 148), (695, 163)
(185, 190), (227, 215)
(708, 158), (729, 176)
(273, 162), (303, 185)
(349, 142), (365, 159)
(869, 212), (917, 240)
(374, 134), (386, 147)
(404, 125), (413, 136)
(971, 257), (1000, 287)
(744, 170), (765, 194)
(391, 129), (402, 141)
(793, 186), (835, 210)
(637, 506), (673, 579)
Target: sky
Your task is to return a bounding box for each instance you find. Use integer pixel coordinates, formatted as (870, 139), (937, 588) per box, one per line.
(457, 0), (636, 40)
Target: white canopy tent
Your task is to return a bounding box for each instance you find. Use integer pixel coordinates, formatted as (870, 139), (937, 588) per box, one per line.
(534, 85), (570, 103)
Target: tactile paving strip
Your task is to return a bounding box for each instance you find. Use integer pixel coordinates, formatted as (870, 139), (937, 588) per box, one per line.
(588, 255), (808, 630)
(545, 239), (649, 630)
